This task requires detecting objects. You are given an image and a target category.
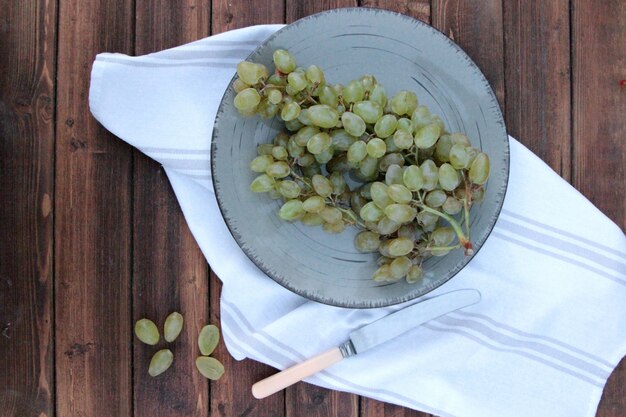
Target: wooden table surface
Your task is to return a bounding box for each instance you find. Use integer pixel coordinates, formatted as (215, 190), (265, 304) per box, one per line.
(1, 0), (625, 416)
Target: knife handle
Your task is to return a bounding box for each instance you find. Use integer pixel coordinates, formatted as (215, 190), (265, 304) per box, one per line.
(251, 347), (344, 399)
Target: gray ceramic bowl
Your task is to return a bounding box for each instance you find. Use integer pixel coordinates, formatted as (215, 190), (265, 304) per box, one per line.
(212, 8), (509, 308)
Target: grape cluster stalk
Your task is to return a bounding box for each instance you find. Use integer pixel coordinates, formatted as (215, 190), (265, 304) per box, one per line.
(233, 49), (490, 283)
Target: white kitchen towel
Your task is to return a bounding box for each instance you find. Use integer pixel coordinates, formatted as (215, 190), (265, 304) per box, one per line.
(89, 24), (626, 417)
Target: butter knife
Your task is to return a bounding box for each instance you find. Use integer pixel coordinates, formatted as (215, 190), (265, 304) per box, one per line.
(252, 289), (481, 398)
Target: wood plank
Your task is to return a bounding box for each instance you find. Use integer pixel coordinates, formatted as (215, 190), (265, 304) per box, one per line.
(503, 0), (571, 178)
(132, 2), (211, 417)
(0, 0), (56, 416)
(359, 2), (432, 417)
(572, 1), (626, 415)
(209, 2), (285, 416)
(284, 2), (361, 416)
(55, 0), (134, 416)
(432, 0), (505, 108)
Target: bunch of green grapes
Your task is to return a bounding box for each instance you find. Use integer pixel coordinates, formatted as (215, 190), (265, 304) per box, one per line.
(233, 49), (490, 284)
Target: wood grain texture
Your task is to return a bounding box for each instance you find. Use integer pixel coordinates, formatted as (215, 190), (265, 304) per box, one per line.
(284, 1), (362, 416)
(55, 0), (134, 416)
(359, 0), (430, 24)
(503, 0), (571, 178)
(0, 0), (56, 416)
(209, 276), (285, 417)
(572, 1), (626, 415)
(432, 0), (505, 108)
(132, 4), (211, 417)
(209, 3), (286, 416)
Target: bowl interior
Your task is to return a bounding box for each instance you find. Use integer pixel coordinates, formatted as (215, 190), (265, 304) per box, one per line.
(212, 8), (509, 308)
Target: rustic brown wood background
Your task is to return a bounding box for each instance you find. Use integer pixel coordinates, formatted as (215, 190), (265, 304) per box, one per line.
(1, 0), (624, 416)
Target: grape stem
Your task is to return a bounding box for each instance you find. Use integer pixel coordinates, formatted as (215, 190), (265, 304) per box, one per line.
(336, 207), (367, 229)
(414, 203), (474, 255)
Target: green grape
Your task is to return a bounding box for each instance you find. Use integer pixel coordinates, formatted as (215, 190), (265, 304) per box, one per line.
(319, 206), (342, 224)
(277, 180), (301, 199)
(374, 114), (398, 138)
(273, 49), (296, 74)
(465, 147), (479, 166)
(377, 216), (401, 234)
(370, 182), (393, 209)
(420, 159), (439, 190)
(378, 239), (392, 257)
(279, 200), (305, 221)
(472, 186), (485, 203)
(435, 134), (453, 162)
(360, 75), (377, 92)
(303, 196), (326, 213)
(285, 118), (304, 132)
(390, 91), (418, 116)
(308, 105), (339, 128)
(396, 117), (413, 133)
(274, 132), (289, 147)
(430, 115), (445, 134)
(267, 74), (287, 86)
(257, 99), (279, 119)
(360, 201), (385, 222)
(287, 136), (304, 158)
(403, 165), (424, 191)
(319, 84), (339, 107)
(358, 156), (379, 179)
(372, 265), (393, 282)
(281, 102), (301, 122)
(330, 129), (357, 151)
(297, 153), (315, 167)
(249, 155), (274, 172)
(469, 153), (490, 185)
(271, 146), (288, 160)
(384, 204), (417, 224)
(302, 163), (321, 177)
(378, 153), (404, 172)
(359, 183), (372, 199)
(323, 220), (346, 234)
(432, 226), (455, 246)
(287, 71), (308, 92)
(392, 129), (413, 149)
(294, 126), (320, 146)
(341, 112), (366, 137)
(385, 164), (404, 186)
(450, 132), (471, 146)
(297, 108), (312, 125)
(439, 163), (460, 191)
(312, 174), (333, 197)
(257, 143), (274, 155)
(233, 78), (249, 93)
(384, 136), (400, 153)
(376, 256), (393, 266)
(397, 223), (418, 239)
(333, 83), (344, 95)
(267, 89), (283, 105)
(416, 210), (438, 228)
(343, 80), (365, 104)
(353, 100), (383, 123)
(424, 190), (447, 208)
(388, 237), (414, 257)
(443, 196), (463, 215)
(411, 105), (431, 130)
(234, 88), (261, 112)
(354, 231), (380, 252)
(369, 84), (387, 107)
(236, 61), (266, 85)
(301, 212), (324, 226)
(390, 256), (412, 279)
(306, 132), (332, 155)
(329, 171), (347, 195)
(366, 138), (386, 158)
(387, 184), (413, 204)
(266, 161), (290, 178)
(326, 154), (350, 172)
(406, 265), (423, 283)
(305, 65), (325, 84)
(449, 143), (471, 169)
(350, 192), (367, 215)
(314, 147), (334, 164)
(414, 123), (441, 149)
(250, 174), (274, 192)
(268, 188), (282, 200)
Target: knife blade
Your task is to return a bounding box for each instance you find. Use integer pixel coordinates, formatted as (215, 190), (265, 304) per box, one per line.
(251, 289), (481, 399)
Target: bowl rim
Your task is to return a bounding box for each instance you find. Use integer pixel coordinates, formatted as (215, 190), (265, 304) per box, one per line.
(211, 7), (510, 308)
